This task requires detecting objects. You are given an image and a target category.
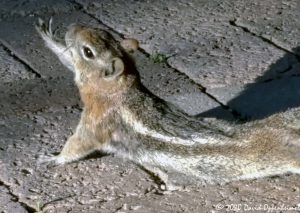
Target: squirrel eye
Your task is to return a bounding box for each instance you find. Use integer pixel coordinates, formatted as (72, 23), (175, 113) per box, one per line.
(82, 46), (94, 59)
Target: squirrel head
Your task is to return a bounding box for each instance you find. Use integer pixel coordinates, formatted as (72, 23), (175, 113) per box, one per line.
(65, 24), (139, 95)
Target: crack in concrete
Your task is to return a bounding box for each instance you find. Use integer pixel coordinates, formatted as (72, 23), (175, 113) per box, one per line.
(0, 180), (36, 213)
(230, 19), (300, 59)
(68, 0), (243, 119)
(0, 40), (42, 79)
(139, 47), (244, 118)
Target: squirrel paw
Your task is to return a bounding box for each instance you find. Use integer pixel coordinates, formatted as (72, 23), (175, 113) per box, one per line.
(37, 153), (66, 167)
(141, 165), (184, 192)
(35, 17), (55, 42)
(148, 183), (185, 195)
(160, 182), (183, 192)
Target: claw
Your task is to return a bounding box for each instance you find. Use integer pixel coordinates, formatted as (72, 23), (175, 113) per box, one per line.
(35, 17), (54, 37)
(37, 153), (65, 168)
(35, 18), (43, 32)
(48, 17), (53, 36)
(38, 18), (44, 27)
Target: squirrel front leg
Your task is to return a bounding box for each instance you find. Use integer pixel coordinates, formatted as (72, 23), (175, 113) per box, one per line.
(35, 18), (74, 72)
(38, 124), (101, 166)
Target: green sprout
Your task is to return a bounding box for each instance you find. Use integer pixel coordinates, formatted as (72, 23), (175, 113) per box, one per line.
(149, 53), (168, 63)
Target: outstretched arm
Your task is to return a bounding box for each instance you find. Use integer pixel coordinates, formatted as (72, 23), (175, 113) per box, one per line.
(35, 18), (74, 72)
(38, 122), (103, 166)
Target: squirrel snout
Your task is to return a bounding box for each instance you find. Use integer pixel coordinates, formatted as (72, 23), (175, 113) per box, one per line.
(65, 24), (85, 46)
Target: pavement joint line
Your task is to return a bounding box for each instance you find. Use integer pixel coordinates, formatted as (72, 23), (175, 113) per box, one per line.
(0, 39), (42, 79)
(230, 20), (300, 83)
(69, 0), (244, 119)
(138, 47), (244, 119)
(0, 179), (36, 213)
(230, 19), (300, 59)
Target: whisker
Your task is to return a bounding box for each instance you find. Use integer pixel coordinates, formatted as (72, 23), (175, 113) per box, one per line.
(57, 44), (74, 57)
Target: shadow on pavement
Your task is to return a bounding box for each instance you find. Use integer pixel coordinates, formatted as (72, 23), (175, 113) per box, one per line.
(201, 47), (300, 121)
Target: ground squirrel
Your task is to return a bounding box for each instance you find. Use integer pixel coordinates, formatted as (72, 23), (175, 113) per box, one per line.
(36, 18), (300, 190)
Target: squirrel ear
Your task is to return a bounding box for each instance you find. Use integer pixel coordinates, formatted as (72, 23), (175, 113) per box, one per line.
(104, 57), (124, 79)
(120, 38), (139, 53)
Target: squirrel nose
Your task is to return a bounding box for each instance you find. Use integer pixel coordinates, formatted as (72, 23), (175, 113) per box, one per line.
(67, 23), (84, 35)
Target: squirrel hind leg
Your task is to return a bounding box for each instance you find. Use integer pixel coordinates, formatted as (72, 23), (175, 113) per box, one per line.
(139, 164), (183, 191)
